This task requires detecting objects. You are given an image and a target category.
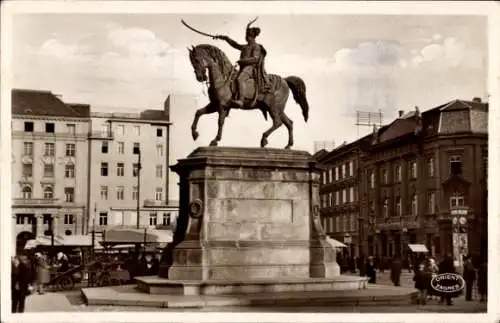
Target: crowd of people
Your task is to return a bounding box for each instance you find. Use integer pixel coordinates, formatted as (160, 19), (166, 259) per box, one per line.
(11, 250), (73, 313)
(353, 252), (488, 306)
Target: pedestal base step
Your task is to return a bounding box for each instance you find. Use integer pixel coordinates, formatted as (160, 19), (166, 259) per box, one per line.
(135, 275), (368, 296)
(81, 284), (419, 308)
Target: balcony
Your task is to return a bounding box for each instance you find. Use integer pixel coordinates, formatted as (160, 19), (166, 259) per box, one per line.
(88, 131), (114, 140)
(12, 198), (61, 208)
(374, 216), (418, 230)
(143, 199), (169, 207)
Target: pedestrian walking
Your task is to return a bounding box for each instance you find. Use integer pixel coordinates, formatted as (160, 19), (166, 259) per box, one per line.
(56, 252), (69, 273)
(34, 252), (50, 294)
(11, 255), (33, 313)
(357, 254), (366, 277)
(426, 257), (439, 301)
(413, 263), (429, 305)
(463, 256), (476, 301)
(477, 260), (487, 302)
(365, 256), (376, 284)
(140, 253), (159, 276)
(438, 253), (456, 306)
(390, 257), (402, 286)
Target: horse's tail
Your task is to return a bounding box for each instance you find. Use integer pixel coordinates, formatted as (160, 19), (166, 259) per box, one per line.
(285, 76), (309, 122)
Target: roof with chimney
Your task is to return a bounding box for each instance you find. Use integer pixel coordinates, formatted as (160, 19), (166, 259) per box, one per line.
(12, 89), (91, 118)
(377, 108), (421, 144)
(317, 97), (487, 163)
(436, 98), (488, 134)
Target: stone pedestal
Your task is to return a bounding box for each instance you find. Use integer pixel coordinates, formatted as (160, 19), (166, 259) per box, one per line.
(155, 147), (349, 294)
(150, 147), (358, 293)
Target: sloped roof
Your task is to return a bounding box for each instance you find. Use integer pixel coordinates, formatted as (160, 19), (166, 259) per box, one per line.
(438, 99), (488, 112)
(378, 116), (419, 143)
(12, 89), (89, 118)
(313, 149), (329, 161)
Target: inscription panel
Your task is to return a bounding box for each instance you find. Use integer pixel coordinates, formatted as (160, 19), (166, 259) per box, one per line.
(208, 198), (293, 223)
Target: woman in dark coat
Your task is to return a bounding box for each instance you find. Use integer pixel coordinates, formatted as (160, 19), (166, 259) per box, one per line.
(477, 261), (487, 302)
(11, 256), (33, 313)
(365, 256), (376, 284)
(438, 253), (456, 305)
(413, 263), (429, 304)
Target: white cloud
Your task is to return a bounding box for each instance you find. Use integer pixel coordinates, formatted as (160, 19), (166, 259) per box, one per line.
(334, 41), (401, 68)
(38, 39), (92, 62)
(410, 36), (484, 70)
(432, 33), (443, 41)
(107, 27), (170, 57)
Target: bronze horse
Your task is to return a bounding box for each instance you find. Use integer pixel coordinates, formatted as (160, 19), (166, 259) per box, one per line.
(188, 44), (309, 149)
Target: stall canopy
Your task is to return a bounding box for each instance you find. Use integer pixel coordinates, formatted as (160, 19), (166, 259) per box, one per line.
(408, 244), (429, 253)
(101, 228), (172, 245)
(325, 236), (347, 249)
(24, 235), (92, 249)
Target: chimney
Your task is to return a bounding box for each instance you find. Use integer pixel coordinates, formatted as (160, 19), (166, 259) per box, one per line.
(398, 110), (404, 117)
(472, 97), (482, 103)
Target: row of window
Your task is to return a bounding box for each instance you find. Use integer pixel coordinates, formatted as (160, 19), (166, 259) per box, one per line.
(23, 121), (165, 138)
(99, 162), (163, 178)
(21, 186), (75, 202)
(22, 163), (77, 178)
(15, 214), (75, 225)
(23, 122), (73, 134)
(21, 184), (166, 202)
(322, 160), (355, 185)
(369, 192), (464, 219)
(98, 123), (164, 137)
(100, 142), (164, 157)
(320, 186), (357, 208)
(322, 213), (357, 233)
(99, 185), (164, 201)
(367, 156), (464, 189)
(23, 141), (165, 158)
(23, 142), (76, 157)
(97, 212), (172, 226)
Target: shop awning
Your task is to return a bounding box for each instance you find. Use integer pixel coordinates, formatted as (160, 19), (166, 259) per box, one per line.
(408, 244), (428, 253)
(325, 236), (347, 248)
(24, 235), (92, 249)
(101, 228), (172, 245)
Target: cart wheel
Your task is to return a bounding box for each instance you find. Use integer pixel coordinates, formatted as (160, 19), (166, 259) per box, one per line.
(110, 278), (121, 286)
(58, 276), (75, 291)
(98, 274), (111, 287)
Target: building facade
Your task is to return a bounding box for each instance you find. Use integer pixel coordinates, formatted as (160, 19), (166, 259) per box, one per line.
(316, 141), (364, 258)
(11, 90), (90, 252)
(316, 98), (488, 263)
(11, 89), (179, 252)
(88, 103), (178, 234)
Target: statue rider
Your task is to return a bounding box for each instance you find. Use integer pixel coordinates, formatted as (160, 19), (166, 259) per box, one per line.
(214, 18), (271, 107)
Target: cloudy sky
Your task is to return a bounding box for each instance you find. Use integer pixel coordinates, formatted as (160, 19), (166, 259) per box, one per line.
(11, 13), (487, 195)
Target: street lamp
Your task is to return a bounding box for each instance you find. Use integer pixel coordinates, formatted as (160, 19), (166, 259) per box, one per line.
(400, 215), (406, 259)
(133, 146), (142, 229)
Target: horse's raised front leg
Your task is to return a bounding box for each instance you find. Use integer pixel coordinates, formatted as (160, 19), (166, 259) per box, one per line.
(210, 109), (228, 147)
(191, 104), (212, 141)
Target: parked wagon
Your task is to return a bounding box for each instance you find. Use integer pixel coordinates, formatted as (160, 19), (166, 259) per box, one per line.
(47, 264), (84, 291)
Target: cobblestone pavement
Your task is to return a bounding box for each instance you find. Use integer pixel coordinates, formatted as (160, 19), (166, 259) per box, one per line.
(23, 288), (486, 313)
(22, 269), (485, 313)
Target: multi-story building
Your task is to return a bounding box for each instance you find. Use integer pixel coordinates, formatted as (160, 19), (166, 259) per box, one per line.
(11, 89), (90, 253)
(11, 89), (180, 252)
(316, 140), (366, 258)
(316, 97), (488, 264)
(88, 103), (177, 234)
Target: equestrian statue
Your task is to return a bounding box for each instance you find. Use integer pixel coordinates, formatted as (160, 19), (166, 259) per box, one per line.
(183, 17), (310, 149)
